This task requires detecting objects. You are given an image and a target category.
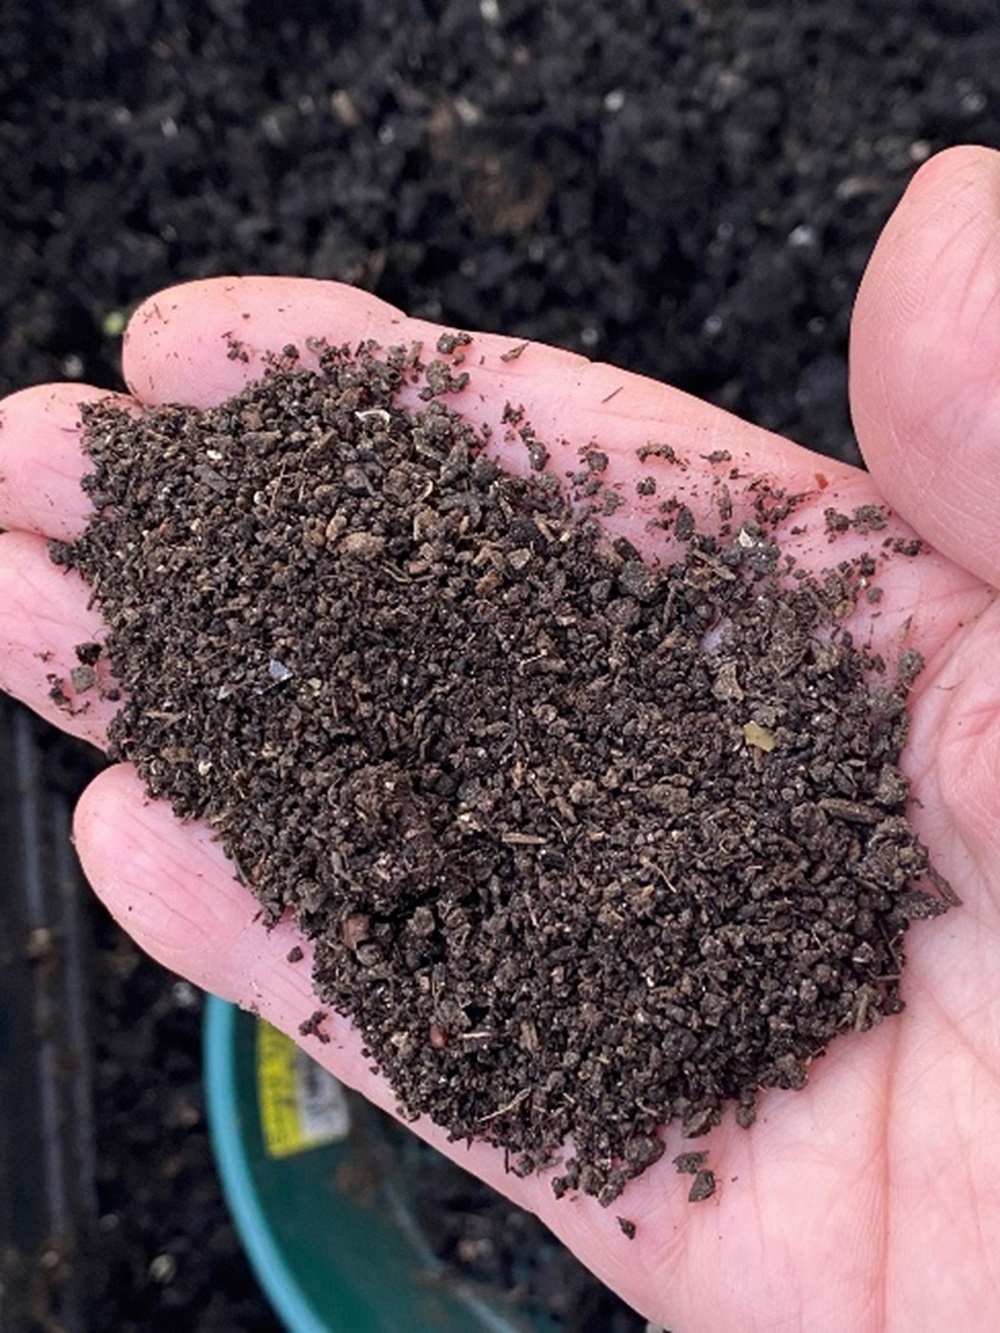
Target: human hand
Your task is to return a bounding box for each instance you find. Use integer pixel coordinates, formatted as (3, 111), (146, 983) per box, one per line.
(2, 145), (999, 1331)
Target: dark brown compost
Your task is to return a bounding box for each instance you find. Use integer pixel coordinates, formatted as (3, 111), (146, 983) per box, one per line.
(51, 339), (952, 1207)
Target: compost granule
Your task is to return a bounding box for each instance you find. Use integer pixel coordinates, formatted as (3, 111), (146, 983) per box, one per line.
(51, 339), (953, 1206)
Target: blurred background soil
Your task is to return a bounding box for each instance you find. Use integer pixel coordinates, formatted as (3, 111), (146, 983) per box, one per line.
(1, 1), (998, 1328)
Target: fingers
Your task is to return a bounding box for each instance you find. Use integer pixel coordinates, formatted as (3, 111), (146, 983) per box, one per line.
(0, 267), (989, 759)
(3, 277), (860, 630)
(0, 275), (888, 751)
(6, 279), (822, 552)
(851, 145), (1000, 588)
(3, 282), (823, 557)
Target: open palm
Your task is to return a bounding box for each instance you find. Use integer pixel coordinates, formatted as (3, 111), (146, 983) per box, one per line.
(3, 146), (1000, 1331)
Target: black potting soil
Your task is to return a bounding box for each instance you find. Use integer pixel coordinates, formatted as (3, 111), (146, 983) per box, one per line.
(4, 0), (999, 1326)
(52, 338), (950, 1209)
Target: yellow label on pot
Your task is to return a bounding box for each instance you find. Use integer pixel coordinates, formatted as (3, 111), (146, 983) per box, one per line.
(256, 1022), (351, 1159)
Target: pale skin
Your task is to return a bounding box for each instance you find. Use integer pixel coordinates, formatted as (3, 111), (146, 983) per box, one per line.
(2, 144), (1000, 1330)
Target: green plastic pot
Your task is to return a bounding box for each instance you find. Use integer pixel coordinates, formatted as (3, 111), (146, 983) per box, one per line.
(204, 996), (552, 1333)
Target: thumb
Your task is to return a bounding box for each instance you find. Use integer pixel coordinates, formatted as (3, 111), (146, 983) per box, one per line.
(851, 144), (1000, 589)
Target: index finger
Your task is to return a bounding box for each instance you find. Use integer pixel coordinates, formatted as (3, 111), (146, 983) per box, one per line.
(3, 277), (838, 553)
(123, 276), (850, 502)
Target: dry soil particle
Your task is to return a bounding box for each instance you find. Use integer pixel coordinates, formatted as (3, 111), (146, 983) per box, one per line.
(52, 339), (952, 1206)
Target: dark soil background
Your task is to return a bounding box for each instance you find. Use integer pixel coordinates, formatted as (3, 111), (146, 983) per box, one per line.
(1, 1), (998, 1329)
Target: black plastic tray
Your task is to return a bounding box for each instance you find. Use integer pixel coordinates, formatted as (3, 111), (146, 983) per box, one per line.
(0, 698), (96, 1332)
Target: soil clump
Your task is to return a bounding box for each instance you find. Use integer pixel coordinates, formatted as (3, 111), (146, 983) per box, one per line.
(52, 340), (951, 1207)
